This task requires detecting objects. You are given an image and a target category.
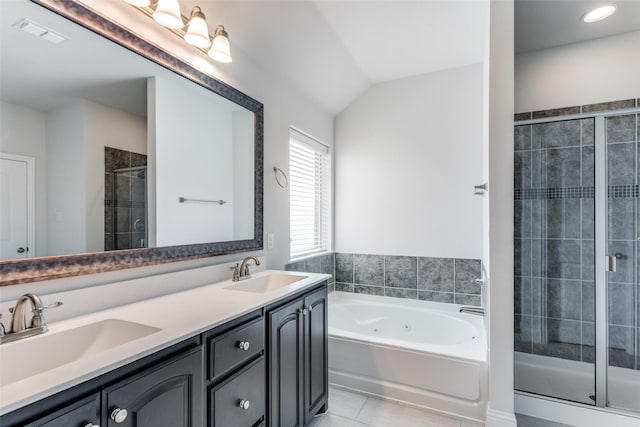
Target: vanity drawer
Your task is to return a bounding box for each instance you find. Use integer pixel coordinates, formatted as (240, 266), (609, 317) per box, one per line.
(210, 357), (265, 427)
(208, 317), (264, 380)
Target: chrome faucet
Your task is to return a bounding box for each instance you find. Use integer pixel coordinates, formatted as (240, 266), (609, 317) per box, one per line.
(0, 293), (62, 344)
(459, 306), (485, 316)
(231, 256), (261, 281)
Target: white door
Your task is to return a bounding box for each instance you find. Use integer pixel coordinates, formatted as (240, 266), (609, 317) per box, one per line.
(0, 157), (29, 260)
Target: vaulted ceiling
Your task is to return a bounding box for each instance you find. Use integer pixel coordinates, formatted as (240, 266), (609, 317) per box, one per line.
(182, 0), (490, 114)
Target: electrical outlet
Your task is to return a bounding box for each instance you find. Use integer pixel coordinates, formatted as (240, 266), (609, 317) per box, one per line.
(267, 233), (274, 249)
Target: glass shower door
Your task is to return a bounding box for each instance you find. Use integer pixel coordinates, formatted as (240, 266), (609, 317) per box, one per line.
(514, 117), (596, 405)
(604, 113), (640, 412)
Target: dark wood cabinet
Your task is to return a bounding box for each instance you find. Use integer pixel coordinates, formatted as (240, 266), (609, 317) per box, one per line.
(103, 347), (203, 427)
(23, 393), (100, 427)
(210, 357), (265, 427)
(267, 284), (328, 427)
(303, 287), (329, 426)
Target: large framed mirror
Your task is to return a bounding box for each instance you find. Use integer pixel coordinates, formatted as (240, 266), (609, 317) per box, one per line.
(0, 0), (264, 285)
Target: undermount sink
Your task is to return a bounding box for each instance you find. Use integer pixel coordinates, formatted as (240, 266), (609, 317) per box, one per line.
(225, 273), (307, 293)
(0, 319), (160, 386)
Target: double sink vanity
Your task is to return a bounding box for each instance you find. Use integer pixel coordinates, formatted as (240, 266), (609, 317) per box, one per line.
(0, 268), (330, 427)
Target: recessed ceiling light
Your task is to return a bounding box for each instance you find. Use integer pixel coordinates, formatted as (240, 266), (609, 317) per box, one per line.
(581, 5), (616, 23)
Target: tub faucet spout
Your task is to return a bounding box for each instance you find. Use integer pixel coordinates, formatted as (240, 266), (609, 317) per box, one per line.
(459, 306), (485, 316)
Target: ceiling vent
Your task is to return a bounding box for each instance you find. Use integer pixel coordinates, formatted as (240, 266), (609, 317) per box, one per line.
(13, 18), (68, 44)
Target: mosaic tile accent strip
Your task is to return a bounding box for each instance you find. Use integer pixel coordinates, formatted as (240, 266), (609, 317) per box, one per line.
(514, 185), (639, 200)
(515, 98), (639, 121)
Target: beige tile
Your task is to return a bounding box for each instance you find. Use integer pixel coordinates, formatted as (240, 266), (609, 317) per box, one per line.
(356, 398), (460, 427)
(328, 387), (368, 419)
(318, 413), (371, 427)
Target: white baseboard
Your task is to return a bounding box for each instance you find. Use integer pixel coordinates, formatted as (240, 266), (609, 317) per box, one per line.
(486, 407), (517, 427)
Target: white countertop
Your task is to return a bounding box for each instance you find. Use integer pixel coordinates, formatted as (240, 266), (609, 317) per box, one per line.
(0, 269), (330, 415)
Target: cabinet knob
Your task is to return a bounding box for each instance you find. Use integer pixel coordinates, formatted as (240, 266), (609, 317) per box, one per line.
(306, 304), (313, 312)
(239, 399), (250, 410)
(237, 341), (250, 351)
(111, 408), (128, 424)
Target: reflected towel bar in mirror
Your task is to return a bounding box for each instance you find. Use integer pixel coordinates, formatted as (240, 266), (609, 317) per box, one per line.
(178, 197), (227, 205)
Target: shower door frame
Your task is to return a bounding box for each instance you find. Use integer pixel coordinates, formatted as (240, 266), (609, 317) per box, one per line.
(516, 106), (640, 413)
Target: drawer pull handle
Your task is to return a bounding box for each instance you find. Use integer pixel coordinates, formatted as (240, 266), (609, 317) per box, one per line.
(84, 424), (100, 427)
(238, 341), (250, 351)
(239, 399), (250, 410)
(111, 408), (128, 423)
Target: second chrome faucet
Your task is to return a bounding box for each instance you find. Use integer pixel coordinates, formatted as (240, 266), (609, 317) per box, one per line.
(231, 256), (261, 281)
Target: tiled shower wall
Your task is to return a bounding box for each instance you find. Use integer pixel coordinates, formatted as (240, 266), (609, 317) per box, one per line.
(285, 252), (483, 307)
(514, 98), (640, 371)
(104, 147), (147, 251)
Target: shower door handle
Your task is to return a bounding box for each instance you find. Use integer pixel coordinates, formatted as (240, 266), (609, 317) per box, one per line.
(605, 254), (622, 272)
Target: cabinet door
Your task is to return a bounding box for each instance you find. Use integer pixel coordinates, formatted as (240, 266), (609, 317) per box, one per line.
(268, 298), (303, 427)
(104, 348), (203, 427)
(303, 287), (328, 425)
(23, 393), (100, 427)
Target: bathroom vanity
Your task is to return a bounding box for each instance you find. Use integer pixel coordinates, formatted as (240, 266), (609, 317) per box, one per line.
(0, 271), (329, 427)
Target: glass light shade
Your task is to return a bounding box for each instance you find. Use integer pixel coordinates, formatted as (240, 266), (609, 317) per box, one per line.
(153, 0), (183, 29)
(581, 5), (616, 23)
(208, 26), (232, 63)
(184, 7), (211, 49)
(124, 0), (151, 6)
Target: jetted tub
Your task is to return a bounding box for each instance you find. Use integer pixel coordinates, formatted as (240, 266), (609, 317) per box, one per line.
(328, 291), (488, 421)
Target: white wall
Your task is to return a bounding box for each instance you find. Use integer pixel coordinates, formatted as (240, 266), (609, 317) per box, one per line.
(485, 1), (516, 426)
(334, 65), (483, 259)
(232, 109), (255, 240)
(153, 76), (234, 246)
(46, 102), (86, 255)
(0, 102), (48, 256)
(515, 31), (640, 113)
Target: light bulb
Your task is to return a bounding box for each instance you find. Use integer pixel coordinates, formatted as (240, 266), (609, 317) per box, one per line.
(581, 5), (616, 23)
(208, 25), (232, 63)
(153, 0), (183, 29)
(184, 6), (211, 49)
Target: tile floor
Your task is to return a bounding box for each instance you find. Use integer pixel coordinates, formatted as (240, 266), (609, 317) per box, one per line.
(309, 387), (484, 427)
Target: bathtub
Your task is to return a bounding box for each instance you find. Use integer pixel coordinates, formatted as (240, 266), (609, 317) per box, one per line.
(328, 292), (488, 421)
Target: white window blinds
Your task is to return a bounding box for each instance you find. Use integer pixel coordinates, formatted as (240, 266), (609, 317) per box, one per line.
(289, 129), (331, 259)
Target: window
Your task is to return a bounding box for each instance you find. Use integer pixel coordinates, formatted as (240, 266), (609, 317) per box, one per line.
(289, 128), (331, 259)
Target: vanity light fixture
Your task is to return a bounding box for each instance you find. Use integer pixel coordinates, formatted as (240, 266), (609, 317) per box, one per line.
(581, 5), (616, 23)
(208, 25), (232, 63)
(153, 0), (183, 29)
(123, 0), (232, 62)
(184, 6), (211, 49)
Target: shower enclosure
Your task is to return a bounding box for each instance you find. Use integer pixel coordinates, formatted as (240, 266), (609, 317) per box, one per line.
(514, 103), (640, 415)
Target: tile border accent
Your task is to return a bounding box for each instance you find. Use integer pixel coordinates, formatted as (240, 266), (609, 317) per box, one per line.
(515, 98), (639, 121)
(514, 185), (640, 200)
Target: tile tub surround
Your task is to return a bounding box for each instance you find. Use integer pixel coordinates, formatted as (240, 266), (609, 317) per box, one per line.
(333, 253), (483, 306)
(285, 252), (335, 292)
(514, 107), (640, 370)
